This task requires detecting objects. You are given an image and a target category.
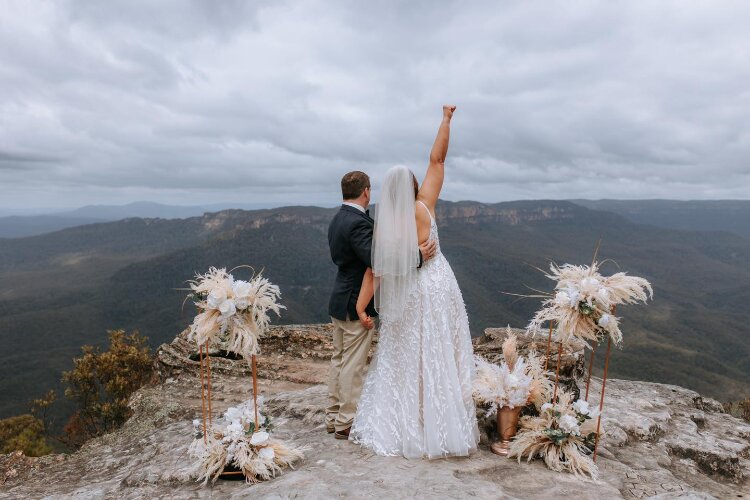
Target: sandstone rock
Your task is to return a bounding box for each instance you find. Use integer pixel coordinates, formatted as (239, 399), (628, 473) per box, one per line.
(1, 324), (748, 499)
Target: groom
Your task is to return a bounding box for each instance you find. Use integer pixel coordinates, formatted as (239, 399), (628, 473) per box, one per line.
(326, 171), (437, 439)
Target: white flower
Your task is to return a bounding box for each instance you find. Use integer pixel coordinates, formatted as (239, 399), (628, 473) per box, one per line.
(581, 277), (600, 289)
(597, 287), (609, 301)
(232, 280), (251, 309)
(558, 414), (581, 435)
(219, 299), (237, 318)
(249, 431), (270, 446)
(258, 447), (275, 460)
(572, 399), (590, 416)
(224, 406), (242, 423)
(192, 419), (201, 429)
(541, 403), (553, 413)
(223, 421), (244, 443)
(207, 287), (227, 309)
(554, 291), (570, 307)
(598, 314), (610, 328)
(232, 279), (250, 296)
(566, 286), (580, 308)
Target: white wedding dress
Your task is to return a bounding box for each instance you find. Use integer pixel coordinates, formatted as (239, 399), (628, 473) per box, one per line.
(350, 201), (479, 459)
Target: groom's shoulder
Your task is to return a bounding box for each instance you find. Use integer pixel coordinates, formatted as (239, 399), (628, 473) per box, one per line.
(330, 206), (371, 232)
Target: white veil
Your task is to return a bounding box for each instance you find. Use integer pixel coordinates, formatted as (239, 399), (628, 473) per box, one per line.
(372, 165), (420, 321)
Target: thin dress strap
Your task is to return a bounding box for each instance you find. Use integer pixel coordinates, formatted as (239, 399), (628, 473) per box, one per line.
(416, 200), (434, 222)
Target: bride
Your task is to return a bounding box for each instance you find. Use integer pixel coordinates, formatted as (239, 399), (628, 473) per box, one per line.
(349, 105), (479, 459)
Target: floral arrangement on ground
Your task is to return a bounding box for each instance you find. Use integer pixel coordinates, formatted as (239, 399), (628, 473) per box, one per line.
(508, 390), (601, 479)
(472, 327), (552, 415)
(189, 398), (305, 484)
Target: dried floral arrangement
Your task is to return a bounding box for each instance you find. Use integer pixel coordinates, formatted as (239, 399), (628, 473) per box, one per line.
(509, 390), (601, 479)
(184, 266), (300, 485)
(525, 259), (653, 346)
(187, 266), (285, 359)
(473, 328), (553, 415)
(189, 398), (304, 485)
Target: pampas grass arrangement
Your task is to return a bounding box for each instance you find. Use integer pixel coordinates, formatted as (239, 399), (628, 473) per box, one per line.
(473, 328), (553, 415)
(525, 259), (652, 346)
(184, 266), (299, 486)
(187, 266), (285, 360)
(189, 398), (304, 485)
(509, 390), (601, 479)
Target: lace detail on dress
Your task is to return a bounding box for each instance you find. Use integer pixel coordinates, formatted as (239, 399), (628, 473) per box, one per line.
(350, 202), (479, 459)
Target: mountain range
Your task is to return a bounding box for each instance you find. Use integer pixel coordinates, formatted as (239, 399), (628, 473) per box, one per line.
(0, 200), (748, 421)
(0, 201), (298, 238)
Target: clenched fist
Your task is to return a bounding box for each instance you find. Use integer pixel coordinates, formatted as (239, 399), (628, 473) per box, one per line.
(443, 105), (456, 120)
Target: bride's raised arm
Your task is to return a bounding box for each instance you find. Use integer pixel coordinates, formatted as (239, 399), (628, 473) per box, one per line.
(417, 105), (456, 210)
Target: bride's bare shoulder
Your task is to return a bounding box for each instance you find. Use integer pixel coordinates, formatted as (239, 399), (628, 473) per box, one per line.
(415, 201), (432, 241)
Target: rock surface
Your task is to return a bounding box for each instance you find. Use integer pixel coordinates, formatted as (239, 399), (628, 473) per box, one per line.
(1, 324), (748, 499)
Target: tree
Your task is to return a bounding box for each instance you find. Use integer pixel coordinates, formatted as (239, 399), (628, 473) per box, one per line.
(0, 414), (52, 456)
(62, 330), (152, 447)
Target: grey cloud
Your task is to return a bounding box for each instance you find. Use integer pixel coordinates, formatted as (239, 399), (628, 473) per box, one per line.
(1, 0), (749, 210)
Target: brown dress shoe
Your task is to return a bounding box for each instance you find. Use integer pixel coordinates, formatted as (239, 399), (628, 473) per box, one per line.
(334, 427), (351, 440)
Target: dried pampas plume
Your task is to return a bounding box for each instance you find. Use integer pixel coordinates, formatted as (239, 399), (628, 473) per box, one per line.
(502, 326), (519, 372)
(524, 258), (652, 347)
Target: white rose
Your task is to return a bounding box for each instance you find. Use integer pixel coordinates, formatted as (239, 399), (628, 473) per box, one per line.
(219, 299), (237, 318)
(572, 399), (590, 416)
(207, 288), (227, 309)
(258, 447), (275, 460)
(541, 403), (553, 413)
(232, 280), (251, 297)
(224, 406), (242, 423)
(249, 431), (269, 446)
(554, 291), (570, 307)
(558, 414), (581, 435)
(598, 314), (610, 328)
(567, 287), (580, 308)
(226, 421), (243, 437)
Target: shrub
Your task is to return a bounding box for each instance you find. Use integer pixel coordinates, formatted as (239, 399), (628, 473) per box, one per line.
(0, 414), (52, 456)
(61, 330), (152, 447)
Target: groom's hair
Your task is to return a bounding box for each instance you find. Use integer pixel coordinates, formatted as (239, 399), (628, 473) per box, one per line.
(341, 171), (370, 200)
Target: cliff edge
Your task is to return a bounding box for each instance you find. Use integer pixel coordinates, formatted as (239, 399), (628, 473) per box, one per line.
(1, 325), (748, 499)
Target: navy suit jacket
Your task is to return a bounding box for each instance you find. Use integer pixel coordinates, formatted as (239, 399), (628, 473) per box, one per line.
(328, 205), (377, 321)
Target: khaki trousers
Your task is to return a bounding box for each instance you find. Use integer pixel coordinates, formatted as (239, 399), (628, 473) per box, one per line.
(326, 316), (375, 431)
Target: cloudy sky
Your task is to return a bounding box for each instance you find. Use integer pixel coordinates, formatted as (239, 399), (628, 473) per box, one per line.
(1, 0), (749, 212)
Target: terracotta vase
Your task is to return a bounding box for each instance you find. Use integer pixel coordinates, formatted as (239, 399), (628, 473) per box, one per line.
(490, 405), (522, 456)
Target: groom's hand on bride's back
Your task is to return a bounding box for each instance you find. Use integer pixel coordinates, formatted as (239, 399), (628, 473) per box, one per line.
(419, 239), (438, 264)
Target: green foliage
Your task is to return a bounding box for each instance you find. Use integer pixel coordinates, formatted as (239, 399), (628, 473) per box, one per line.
(61, 330), (152, 447)
(0, 414), (52, 456)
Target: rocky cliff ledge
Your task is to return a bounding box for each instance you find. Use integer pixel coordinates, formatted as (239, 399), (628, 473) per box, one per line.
(1, 325), (748, 499)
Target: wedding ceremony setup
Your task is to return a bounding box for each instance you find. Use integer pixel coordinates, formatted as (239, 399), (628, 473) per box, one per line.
(3, 2), (750, 498)
(180, 242), (652, 487)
